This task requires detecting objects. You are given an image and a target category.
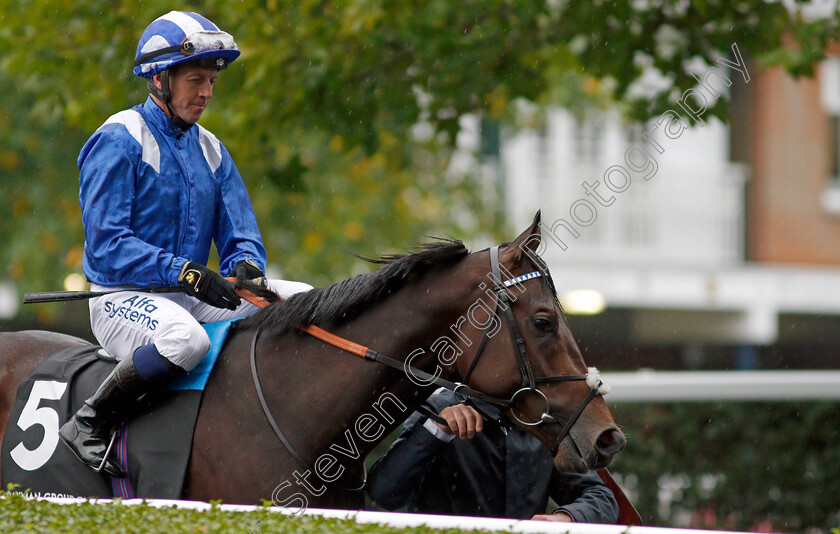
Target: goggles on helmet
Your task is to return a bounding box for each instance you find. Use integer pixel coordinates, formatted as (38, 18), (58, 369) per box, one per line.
(134, 30), (238, 68)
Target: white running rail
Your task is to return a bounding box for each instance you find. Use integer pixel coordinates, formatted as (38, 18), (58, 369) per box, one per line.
(29, 497), (762, 534)
(603, 370), (840, 402)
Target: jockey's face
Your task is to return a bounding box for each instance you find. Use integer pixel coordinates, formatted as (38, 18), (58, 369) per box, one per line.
(154, 64), (218, 124)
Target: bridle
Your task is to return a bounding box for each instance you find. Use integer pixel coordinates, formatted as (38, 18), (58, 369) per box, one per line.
(459, 245), (610, 456)
(248, 244), (610, 491)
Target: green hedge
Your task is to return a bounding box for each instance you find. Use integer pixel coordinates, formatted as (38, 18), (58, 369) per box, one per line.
(0, 491), (493, 534)
(608, 401), (840, 532)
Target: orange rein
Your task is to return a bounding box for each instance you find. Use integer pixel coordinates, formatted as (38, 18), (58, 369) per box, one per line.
(233, 283), (370, 359)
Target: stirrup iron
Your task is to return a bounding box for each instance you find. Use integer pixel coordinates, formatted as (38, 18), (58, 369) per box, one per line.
(94, 431), (120, 475)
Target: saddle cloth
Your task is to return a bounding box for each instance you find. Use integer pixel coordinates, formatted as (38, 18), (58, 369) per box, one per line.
(0, 319), (238, 499)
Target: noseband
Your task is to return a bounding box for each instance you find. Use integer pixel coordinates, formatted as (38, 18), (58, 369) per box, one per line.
(248, 244), (610, 491)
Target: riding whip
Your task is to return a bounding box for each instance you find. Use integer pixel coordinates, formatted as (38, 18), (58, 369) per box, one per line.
(23, 276), (261, 304)
(23, 286), (184, 304)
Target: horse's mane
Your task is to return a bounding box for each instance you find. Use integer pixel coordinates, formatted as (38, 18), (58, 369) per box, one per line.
(237, 238), (470, 334)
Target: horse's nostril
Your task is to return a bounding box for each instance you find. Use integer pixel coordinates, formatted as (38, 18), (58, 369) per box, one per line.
(596, 428), (626, 456)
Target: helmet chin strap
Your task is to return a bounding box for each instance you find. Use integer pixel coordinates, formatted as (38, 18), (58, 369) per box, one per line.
(147, 70), (193, 132)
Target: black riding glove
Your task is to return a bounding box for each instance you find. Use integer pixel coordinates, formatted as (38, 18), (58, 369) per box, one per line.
(178, 262), (241, 310)
(231, 259), (265, 281)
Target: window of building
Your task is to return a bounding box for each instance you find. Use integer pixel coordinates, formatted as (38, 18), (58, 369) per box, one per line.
(572, 112), (604, 163)
(829, 115), (840, 180)
(818, 57), (840, 213)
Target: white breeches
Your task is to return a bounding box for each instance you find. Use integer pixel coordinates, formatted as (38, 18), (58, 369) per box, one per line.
(88, 279), (312, 371)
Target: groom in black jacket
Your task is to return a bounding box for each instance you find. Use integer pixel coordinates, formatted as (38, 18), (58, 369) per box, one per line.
(367, 389), (619, 523)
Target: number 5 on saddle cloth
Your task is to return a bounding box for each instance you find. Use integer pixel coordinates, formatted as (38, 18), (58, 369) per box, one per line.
(0, 319), (237, 499)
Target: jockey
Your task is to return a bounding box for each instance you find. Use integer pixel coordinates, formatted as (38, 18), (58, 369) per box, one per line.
(59, 11), (312, 478)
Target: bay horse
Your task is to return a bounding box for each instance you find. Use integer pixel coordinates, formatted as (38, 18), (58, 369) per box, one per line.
(0, 213), (626, 510)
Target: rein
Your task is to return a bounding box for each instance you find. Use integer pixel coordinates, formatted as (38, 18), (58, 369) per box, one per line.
(240, 245), (609, 490)
(248, 326), (367, 492)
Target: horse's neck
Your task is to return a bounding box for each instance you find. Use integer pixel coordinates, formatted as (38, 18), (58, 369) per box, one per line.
(256, 271), (470, 462)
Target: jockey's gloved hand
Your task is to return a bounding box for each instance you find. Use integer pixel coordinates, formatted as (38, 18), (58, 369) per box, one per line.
(178, 262), (241, 310)
(232, 259), (264, 281)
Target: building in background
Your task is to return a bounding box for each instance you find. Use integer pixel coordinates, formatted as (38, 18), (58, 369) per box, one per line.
(495, 53), (840, 371)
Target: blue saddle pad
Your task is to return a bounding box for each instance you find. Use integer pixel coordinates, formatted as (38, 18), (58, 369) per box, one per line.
(168, 318), (240, 391)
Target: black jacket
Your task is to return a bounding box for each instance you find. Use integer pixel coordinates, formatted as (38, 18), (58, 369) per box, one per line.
(367, 389), (619, 522)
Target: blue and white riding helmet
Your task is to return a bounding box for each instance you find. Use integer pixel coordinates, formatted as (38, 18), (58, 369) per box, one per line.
(133, 11), (240, 79)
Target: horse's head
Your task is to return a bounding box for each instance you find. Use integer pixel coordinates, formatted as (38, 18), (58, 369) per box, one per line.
(450, 212), (625, 473)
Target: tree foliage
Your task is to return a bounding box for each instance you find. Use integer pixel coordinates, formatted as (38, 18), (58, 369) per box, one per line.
(1, 1), (838, 320)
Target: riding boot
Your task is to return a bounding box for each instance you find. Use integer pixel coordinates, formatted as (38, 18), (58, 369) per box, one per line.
(59, 354), (148, 478)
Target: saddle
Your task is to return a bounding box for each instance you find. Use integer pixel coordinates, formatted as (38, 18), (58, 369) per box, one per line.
(0, 319), (237, 499)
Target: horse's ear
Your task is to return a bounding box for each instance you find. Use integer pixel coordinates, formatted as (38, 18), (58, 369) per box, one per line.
(501, 210), (542, 266)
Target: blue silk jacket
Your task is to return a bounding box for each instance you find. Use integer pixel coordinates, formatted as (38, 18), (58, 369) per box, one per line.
(78, 96), (266, 287)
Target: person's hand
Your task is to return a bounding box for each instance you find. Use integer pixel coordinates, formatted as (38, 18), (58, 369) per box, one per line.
(179, 262), (241, 310)
(232, 259), (264, 281)
(531, 512), (573, 522)
(436, 404), (483, 439)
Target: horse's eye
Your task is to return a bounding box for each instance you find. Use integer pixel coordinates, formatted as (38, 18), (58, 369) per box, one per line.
(533, 317), (553, 331)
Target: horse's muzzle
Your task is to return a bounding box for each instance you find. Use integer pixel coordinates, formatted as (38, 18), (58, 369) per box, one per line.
(588, 427), (626, 469)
